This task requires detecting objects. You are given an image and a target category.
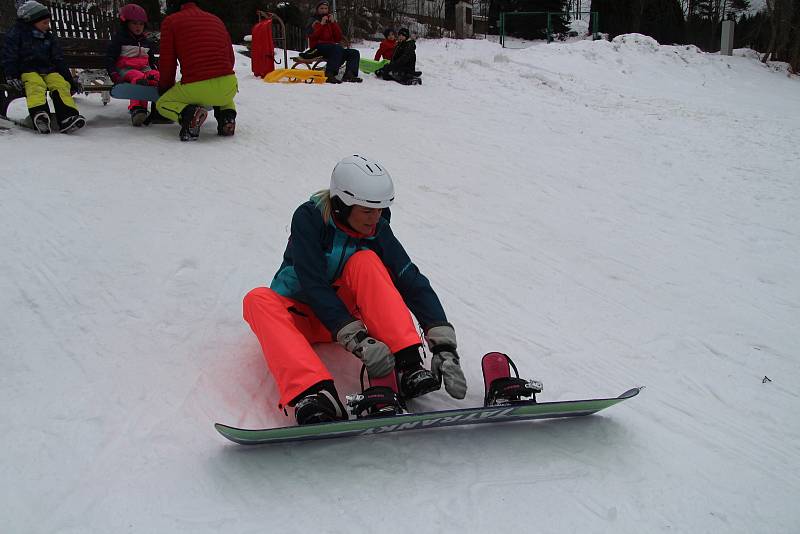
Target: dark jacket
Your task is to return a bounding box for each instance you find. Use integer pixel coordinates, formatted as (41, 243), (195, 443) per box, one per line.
(2, 21), (73, 82)
(270, 200), (448, 335)
(106, 26), (158, 83)
(158, 2), (234, 91)
(387, 39), (416, 74)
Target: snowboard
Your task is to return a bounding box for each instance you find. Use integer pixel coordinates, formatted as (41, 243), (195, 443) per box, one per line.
(215, 387), (640, 445)
(110, 83), (160, 102)
(0, 114), (38, 129)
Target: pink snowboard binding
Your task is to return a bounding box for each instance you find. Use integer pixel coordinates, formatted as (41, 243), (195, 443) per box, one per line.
(346, 365), (405, 419)
(482, 352), (543, 407)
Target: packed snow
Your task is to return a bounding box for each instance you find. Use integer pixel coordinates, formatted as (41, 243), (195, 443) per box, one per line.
(2, 35), (799, 533)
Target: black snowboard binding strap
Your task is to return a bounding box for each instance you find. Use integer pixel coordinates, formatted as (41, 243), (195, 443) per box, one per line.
(345, 365), (405, 419)
(346, 387), (404, 419)
(482, 352), (543, 407)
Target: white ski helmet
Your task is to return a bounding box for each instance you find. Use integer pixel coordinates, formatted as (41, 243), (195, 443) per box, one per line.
(330, 155), (394, 209)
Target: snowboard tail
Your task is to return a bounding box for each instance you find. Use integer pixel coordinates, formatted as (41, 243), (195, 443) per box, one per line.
(215, 387), (640, 445)
(110, 83), (160, 102)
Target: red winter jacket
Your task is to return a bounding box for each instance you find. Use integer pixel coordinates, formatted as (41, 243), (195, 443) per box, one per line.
(158, 2), (235, 91)
(307, 18), (343, 48)
(374, 39), (396, 61)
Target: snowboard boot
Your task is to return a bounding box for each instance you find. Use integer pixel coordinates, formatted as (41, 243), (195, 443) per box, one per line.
(292, 380), (347, 426)
(395, 344), (440, 399)
(130, 106), (148, 127)
(31, 110), (51, 134)
(214, 107), (236, 137)
(482, 352), (543, 406)
(59, 114), (86, 133)
(178, 105), (207, 142)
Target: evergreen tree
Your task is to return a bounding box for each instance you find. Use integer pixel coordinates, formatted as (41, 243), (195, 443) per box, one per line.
(500, 0), (569, 40)
(640, 0), (686, 43)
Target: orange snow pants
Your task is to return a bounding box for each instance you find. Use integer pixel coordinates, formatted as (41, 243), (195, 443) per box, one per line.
(243, 250), (421, 409)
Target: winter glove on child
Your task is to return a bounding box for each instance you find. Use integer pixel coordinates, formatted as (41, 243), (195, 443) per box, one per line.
(426, 325), (467, 399)
(7, 78), (24, 92)
(336, 320), (395, 378)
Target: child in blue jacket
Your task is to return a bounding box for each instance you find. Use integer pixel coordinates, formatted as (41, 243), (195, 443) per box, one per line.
(2, 1), (85, 133)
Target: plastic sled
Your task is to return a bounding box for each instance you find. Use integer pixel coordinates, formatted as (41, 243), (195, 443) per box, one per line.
(264, 69), (327, 84)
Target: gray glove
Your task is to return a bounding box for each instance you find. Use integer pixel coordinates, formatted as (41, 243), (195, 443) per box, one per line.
(426, 325), (467, 399)
(8, 78), (24, 92)
(336, 320), (395, 378)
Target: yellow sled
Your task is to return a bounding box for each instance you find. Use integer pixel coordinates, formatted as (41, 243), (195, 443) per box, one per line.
(264, 69), (327, 84)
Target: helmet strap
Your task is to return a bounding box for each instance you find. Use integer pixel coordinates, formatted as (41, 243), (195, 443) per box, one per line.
(331, 195), (354, 228)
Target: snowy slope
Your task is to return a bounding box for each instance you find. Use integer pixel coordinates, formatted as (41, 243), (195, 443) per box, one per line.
(2, 36), (799, 533)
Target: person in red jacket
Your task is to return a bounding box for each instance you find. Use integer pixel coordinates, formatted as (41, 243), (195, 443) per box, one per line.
(305, 1), (361, 83)
(155, 0), (238, 141)
(374, 28), (396, 61)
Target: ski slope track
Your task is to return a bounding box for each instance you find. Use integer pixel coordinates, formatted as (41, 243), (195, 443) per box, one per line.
(1, 35), (798, 533)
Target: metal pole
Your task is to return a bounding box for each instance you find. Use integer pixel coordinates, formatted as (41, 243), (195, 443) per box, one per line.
(500, 12), (504, 47)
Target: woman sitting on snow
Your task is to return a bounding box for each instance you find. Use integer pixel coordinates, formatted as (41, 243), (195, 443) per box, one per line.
(106, 3), (160, 127)
(242, 155), (467, 425)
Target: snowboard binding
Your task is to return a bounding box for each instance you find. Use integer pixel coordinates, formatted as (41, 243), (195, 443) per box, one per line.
(346, 365), (406, 419)
(482, 352), (543, 407)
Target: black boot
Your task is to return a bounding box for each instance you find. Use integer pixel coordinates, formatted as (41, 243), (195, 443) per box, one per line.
(143, 108), (172, 125)
(28, 104), (52, 134)
(292, 380), (347, 426)
(50, 90), (83, 132)
(395, 345), (440, 399)
(214, 107), (236, 136)
(59, 114), (86, 133)
(178, 105), (207, 141)
(130, 106), (148, 127)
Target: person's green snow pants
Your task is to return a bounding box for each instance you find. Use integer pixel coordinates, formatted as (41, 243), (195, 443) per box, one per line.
(156, 74), (237, 122)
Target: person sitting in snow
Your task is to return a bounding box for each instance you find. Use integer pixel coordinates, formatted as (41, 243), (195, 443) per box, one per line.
(304, 1), (362, 84)
(155, 0), (238, 141)
(374, 28), (396, 61)
(2, 1), (85, 134)
(242, 155), (466, 426)
(106, 3), (160, 127)
(375, 28), (418, 84)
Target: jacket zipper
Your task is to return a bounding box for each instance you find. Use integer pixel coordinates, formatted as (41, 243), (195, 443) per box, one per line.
(333, 236), (351, 281)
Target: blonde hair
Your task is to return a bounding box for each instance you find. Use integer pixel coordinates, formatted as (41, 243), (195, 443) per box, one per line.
(311, 189), (333, 224)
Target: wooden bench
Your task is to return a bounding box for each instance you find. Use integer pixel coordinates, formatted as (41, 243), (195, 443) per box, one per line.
(1, 1), (117, 117)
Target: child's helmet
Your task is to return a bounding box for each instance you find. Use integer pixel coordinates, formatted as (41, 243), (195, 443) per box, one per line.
(398, 28), (410, 38)
(17, 1), (51, 23)
(383, 27), (395, 38)
(330, 155), (394, 213)
(119, 3), (148, 23)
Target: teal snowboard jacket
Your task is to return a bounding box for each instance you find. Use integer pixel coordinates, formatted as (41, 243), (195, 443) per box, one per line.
(270, 200), (448, 335)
